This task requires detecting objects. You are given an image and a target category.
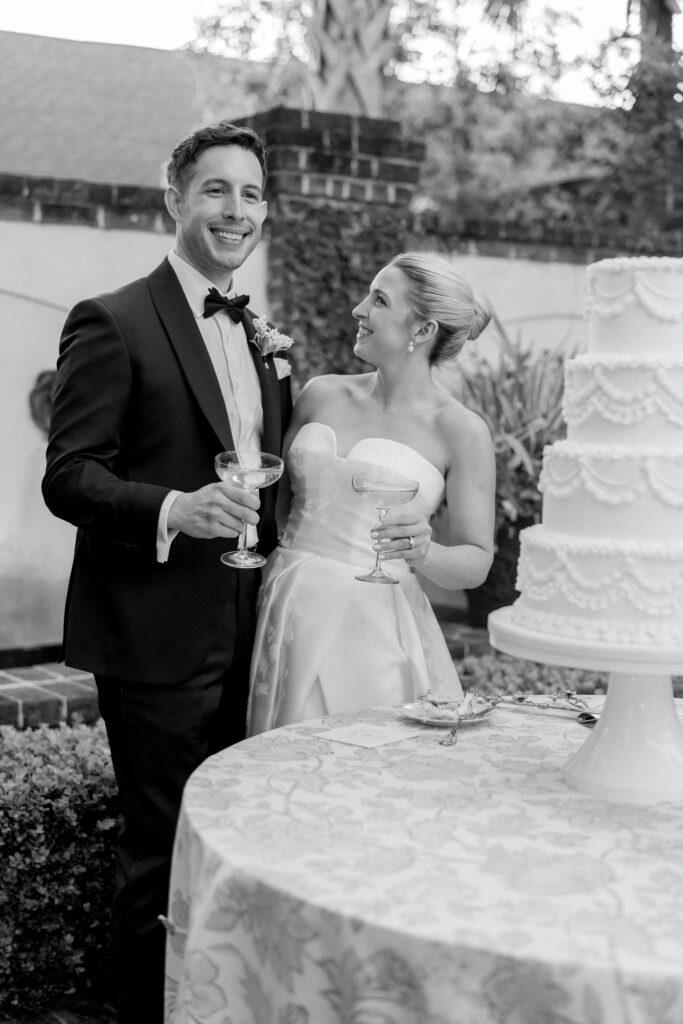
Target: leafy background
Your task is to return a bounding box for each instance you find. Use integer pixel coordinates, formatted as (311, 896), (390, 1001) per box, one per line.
(271, 203), (420, 389)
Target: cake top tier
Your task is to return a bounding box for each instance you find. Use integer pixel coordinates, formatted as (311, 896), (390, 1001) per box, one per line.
(586, 256), (683, 356)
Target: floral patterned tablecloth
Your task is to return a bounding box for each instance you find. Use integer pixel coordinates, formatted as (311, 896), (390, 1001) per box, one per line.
(165, 701), (683, 1024)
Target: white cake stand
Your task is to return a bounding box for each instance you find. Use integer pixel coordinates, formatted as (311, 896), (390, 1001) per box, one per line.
(488, 606), (683, 805)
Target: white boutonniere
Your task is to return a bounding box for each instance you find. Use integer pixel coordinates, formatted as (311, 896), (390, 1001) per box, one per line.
(252, 317), (294, 364)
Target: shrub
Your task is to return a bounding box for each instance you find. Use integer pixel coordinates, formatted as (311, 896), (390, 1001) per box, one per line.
(452, 327), (570, 626)
(274, 204), (415, 391)
(458, 653), (607, 695)
(0, 720), (117, 1013)
(458, 652), (683, 698)
(457, 328), (569, 539)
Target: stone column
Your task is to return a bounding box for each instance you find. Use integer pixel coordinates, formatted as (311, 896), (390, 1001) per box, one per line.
(236, 107), (426, 382)
(238, 107), (424, 209)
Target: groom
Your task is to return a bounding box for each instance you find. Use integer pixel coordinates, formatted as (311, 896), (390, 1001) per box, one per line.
(42, 121), (292, 1023)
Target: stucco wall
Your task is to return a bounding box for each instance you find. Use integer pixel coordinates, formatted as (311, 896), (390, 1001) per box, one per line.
(443, 251), (588, 357)
(1, 218), (268, 648)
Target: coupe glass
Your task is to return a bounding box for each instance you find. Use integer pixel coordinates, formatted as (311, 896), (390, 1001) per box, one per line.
(352, 471), (419, 584)
(215, 450), (284, 569)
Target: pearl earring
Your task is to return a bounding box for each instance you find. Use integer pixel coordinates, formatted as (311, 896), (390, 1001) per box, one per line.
(407, 340), (415, 353)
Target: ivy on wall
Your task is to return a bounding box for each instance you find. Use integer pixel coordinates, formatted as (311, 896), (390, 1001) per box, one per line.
(272, 203), (423, 390)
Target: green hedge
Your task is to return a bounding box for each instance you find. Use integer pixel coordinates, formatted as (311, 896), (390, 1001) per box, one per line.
(274, 203), (421, 389)
(0, 720), (117, 1013)
(459, 653), (608, 695)
(459, 653), (683, 698)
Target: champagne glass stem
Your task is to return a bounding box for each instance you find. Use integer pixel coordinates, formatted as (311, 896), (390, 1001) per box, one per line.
(239, 488), (257, 552)
(371, 507), (389, 571)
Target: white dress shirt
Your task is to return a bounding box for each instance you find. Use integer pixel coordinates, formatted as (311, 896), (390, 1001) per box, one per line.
(156, 251), (263, 560)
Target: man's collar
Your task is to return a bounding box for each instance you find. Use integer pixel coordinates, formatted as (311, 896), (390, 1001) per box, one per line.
(168, 250), (235, 318)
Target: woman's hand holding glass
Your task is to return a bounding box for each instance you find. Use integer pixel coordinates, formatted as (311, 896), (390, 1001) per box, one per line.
(352, 472), (420, 584)
(371, 507), (432, 566)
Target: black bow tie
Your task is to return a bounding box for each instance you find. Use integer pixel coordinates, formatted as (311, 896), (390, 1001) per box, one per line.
(203, 288), (250, 323)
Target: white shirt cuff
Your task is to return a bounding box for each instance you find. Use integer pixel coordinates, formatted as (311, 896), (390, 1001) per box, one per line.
(157, 490), (181, 563)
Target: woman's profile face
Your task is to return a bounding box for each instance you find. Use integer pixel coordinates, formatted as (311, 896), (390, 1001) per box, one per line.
(351, 265), (418, 363)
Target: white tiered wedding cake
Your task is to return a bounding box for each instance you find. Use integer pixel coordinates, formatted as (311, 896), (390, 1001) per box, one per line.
(509, 255), (683, 649)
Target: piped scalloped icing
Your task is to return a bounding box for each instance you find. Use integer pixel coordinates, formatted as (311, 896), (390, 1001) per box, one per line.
(585, 257), (683, 357)
(511, 256), (683, 648)
(539, 442), (683, 540)
(563, 356), (683, 445)
(586, 256), (683, 323)
(512, 526), (683, 643)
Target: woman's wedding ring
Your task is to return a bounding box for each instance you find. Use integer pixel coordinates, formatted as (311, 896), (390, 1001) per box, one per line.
(407, 536), (415, 550)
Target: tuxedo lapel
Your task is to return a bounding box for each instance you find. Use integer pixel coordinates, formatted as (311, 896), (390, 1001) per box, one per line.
(147, 260), (235, 452)
(243, 311), (281, 457)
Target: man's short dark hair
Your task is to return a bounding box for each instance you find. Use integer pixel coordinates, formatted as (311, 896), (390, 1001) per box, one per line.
(167, 121), (267, 191)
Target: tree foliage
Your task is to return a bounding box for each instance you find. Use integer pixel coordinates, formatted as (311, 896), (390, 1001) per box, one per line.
(272, 203), (415, 387)
(591, 37), (683, 233)
(187, 0), (536, 107)
(490, 32), (683, 239)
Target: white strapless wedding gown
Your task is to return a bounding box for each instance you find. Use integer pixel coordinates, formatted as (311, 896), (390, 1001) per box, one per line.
(247, 422), (463, 735)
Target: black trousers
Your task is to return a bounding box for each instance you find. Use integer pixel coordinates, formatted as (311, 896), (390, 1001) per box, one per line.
(95, 571), (257, 1024)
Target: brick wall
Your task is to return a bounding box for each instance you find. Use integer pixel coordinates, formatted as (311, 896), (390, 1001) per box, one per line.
(237, 107), (425, 211)
(0, 171), (173, 233)
(0, 663), (99, 728)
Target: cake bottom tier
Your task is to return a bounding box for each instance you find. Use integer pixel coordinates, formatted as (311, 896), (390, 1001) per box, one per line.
(512, 524), (683, 646)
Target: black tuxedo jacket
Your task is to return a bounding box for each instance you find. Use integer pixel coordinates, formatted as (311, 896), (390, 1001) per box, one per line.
(43, 258), (292, 683)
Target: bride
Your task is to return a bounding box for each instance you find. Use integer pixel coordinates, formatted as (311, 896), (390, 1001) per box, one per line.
(247, 251), (496, 735)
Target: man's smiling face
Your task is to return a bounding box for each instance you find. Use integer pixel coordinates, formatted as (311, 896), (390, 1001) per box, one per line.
(165, 144), (267, 291)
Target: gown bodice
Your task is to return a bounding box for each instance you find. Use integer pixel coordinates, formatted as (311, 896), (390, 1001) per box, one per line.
(280, 421), (446, 577)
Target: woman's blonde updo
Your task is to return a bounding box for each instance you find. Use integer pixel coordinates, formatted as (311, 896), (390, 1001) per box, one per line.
(389, 252), (492, 365)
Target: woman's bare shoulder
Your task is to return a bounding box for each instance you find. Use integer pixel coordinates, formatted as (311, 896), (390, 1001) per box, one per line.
(435, 393), (490, 431)
(306, 372), (372, 389)
(296, 372), (372, 406)
(435, 396), (494, 454)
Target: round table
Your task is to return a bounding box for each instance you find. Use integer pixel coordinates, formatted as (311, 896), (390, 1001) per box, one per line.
(164, 701), (683, 1024)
